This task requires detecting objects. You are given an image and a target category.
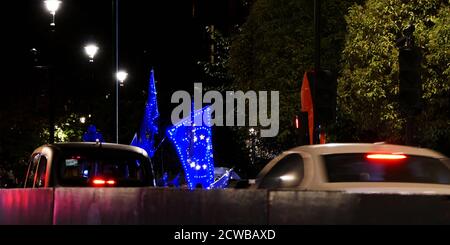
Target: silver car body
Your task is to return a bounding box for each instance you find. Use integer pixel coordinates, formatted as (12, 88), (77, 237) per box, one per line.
(255, 143), (450, 195)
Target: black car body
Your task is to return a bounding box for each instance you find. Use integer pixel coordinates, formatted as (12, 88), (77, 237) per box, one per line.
(24, 142), (156, 188)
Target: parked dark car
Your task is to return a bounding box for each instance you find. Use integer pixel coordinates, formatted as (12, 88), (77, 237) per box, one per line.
(24, 142), (156, 188)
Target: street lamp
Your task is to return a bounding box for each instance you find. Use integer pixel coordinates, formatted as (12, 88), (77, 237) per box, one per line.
(44, 0), (62, 27)
(43, 0), (62, 143)
(83, 44), (99, 123)
(115, 70), (128, 143)
(84, 44), (99, 63)
(116, 71), (128, 87)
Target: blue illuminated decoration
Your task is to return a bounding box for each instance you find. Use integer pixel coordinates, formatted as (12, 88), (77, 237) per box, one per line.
(82, 170), (89, 178)
(131, 69), (160, 158)
(82, 125), (104, 142)
(211, 170), (232, 189)
(166, 106), (215, 190)
(157, 172), (169, 187)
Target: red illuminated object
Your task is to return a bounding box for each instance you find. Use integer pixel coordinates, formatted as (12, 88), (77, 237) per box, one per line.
(366, 154), (407, 160)
(92, 178), (116, 186)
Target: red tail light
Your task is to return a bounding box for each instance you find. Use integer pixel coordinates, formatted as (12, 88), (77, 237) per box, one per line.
(92, 178), (106, 185)
(366, 154), (407, 160)
(92, 178), (116, 186)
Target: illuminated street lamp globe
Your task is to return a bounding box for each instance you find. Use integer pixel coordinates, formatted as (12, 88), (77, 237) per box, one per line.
(44, 0), (62, 26)
(116, 71), (128, 87)
(84, 44), (99, 63)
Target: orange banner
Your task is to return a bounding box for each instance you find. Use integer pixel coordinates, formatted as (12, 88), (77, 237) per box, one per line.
(301, 72), (314, 145)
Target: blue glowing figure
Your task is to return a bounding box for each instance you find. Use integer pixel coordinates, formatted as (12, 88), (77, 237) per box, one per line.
(82, 125), (104, 142)
(131, 69), (160, 158)
(166, 106), (215, 190)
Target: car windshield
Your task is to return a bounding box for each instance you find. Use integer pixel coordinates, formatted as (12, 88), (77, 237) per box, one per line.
(323, 154), (450, 185)
(57, 148), (153, 187)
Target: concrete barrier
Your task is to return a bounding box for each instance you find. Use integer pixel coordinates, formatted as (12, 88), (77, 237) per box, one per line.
(269, 191), (359, 225)
(269, 191), (450, 224)
(354, 193), (450, 224)
(0, 189), (54, 225)
(1, 188), (449, 224)
(54, 188), (268, 225)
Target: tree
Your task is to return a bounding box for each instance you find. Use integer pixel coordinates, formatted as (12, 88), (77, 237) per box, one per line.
(229, 0), (362, 158)
(40, 113), (86, 143)
(198, 26), (233, 86)
(339, 0), (450, 153)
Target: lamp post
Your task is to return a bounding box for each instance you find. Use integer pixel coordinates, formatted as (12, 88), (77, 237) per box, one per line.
(44, 0), (61, 143)
(84, 44), (99, 120)
(313, 0), (321, 145)
(115, 70), (128, 143)
(44, 0), (62, 27)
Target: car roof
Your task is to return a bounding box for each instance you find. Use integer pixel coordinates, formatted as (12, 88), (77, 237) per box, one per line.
(34, 142), (149, 158)
(286, 143), (447, 159)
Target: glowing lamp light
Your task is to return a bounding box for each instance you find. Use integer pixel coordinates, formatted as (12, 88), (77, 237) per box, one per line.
(116, 71), (128, 87)
(106, 180), (116, 185)
(44, 0), (61, 14)
(80, 117), (86, 124)
(84, 44), (99, 62)
(366, 154), (407, 160)
(44, 0), (62, 27)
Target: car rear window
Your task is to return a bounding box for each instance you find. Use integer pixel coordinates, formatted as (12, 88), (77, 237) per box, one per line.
(323, 154), (450, 185)
(57, 148), (153, 187)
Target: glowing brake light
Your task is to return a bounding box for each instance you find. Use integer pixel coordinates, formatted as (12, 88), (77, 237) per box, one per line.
(93, 179), (106, 185)
(92, 178), (116, 186)
(366, 154), (407, 160)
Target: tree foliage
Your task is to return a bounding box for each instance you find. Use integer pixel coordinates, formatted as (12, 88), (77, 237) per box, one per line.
(339, 0), (450, 153)
(198, 26), (233, 84)
(229, 0), (362, 156)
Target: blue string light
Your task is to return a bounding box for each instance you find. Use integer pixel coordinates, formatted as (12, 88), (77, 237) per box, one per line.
(166, 106), (215, 190)
(210, 170), (231, 189)
(131, 69), (160, 158)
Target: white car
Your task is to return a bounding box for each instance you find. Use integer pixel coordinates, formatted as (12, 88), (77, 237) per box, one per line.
(254, 143), (450, 195)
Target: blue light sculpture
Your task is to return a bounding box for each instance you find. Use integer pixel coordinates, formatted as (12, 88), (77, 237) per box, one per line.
(211, 170), (231, 189)
(166, 106), (215, 189)
(131, 69), (160, 157)
(83, 125), (104, 142)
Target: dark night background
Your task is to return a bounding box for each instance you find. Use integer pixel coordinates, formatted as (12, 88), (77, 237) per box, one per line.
(1, 0), (246, 126)
(2, 0), (449, 186)
(0, 0), (251, 183)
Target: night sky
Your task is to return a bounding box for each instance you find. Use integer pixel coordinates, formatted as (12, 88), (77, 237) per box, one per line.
(1, 0), (245, 142)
